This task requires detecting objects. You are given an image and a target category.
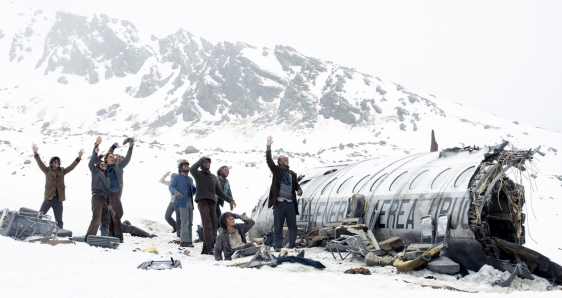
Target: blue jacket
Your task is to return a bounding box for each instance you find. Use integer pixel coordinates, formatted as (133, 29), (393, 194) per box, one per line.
(169, 173), (196, 209)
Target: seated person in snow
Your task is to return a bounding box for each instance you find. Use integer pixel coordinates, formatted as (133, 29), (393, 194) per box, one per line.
(214, 212), (255, 261)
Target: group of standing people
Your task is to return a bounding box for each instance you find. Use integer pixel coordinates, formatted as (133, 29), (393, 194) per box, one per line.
(163, 155), (236, 255)
(33, 135), (303, 258)
(84, 136), (134, 242)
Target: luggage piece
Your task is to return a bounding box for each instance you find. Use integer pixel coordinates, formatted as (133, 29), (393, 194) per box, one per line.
(308, 235), (327, 247)
(72, 235), (86, 242)
(86, 235), (120, 249)
(138, 258), (182, 270)
(231, 245), (261, 259)
(0, 208), (58, 240)
(379, 236), (403, 251)
(393, 242), (443, 272)
(426, 257), (460, 275)
(365, 252), (398, 267)
(56, 228), (73, 237)
(318, 227), (333, 237)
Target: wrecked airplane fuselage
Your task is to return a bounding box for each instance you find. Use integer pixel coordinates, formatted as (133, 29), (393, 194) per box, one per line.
(251, 142), (562, 285)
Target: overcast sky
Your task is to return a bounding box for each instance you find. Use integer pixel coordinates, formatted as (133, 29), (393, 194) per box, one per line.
(27, 0), (562, 133)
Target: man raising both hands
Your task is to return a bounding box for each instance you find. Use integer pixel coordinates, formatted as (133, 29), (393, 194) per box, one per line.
(32, 144), (84, 229)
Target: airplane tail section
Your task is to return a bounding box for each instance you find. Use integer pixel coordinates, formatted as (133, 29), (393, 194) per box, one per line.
(430, 130), (438, 152)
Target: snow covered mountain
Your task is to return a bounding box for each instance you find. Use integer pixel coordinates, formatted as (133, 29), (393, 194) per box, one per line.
(1, 1), (561, 175)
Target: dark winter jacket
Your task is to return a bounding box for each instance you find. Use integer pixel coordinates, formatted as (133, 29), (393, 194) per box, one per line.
(215, 176), (232, 208)
(34, 153), (80, 202)
(266, 147), (301, 214)
(106, 144), (133, 190)
(190, 158), (233, 204)
(89, 145), (110, 199)
(169, 173), (197, 209)
(214, 213), (255, 261)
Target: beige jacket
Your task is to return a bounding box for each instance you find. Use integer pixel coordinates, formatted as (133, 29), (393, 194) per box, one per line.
(34, 154), (80, 202)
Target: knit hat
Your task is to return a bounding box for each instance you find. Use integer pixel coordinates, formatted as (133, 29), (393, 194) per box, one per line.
(49, 156), (60, 164)
(177, 159), (190, 171)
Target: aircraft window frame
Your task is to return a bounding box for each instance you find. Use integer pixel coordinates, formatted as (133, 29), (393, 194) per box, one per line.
(410, 170), (429, 190)
(370, 174), (388, 192)
(431, 168), (452, 189)
(389, 171), (409, 191)
(454, 166), (476, 188)
(337, 176), (354, 193)
(321, 178), (337, 195)
(353, 175), (370, 193)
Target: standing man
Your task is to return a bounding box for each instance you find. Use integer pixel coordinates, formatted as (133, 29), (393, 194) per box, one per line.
(190, 156), (236, 255)
(169, 160), (197, 247)
(215, 165), (233, 236)
(103, 138), (134, 243)
(266, 136), (302, 251)
(32, 144), (84, 229)
(85, 137), (111, 240)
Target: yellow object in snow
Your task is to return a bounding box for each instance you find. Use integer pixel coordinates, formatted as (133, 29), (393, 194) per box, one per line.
(140, 245), (159, 254)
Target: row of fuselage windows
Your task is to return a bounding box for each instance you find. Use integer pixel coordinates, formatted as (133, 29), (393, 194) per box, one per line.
(320, 166), (476, 196)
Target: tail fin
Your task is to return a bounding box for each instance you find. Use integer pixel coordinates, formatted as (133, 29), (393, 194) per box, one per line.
(430, 130), (438, 152)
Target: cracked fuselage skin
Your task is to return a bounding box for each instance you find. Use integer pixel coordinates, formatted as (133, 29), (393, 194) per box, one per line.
(251, 144), (562, 285)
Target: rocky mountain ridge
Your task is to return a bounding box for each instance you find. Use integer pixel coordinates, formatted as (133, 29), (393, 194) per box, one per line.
(2, 7), (447, 134)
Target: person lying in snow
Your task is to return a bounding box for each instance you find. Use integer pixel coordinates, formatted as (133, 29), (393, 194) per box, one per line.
(214, 212), (255, 261)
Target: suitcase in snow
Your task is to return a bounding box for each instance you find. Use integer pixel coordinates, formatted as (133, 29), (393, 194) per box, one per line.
(86, 235), (120, 249)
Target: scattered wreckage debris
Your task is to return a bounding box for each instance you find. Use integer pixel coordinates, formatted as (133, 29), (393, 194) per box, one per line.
(1, 207), (59, 241)
(402, 280), (478, 293)
(250, 139), (562, 288)
(344, 267), (371, 275)
(137, 258), (182, 270)
(40, 239), (75, 246)
(226, 245), (324, 269)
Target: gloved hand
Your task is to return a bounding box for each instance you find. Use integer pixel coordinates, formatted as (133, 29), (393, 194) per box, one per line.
(232, 213), (241, 219)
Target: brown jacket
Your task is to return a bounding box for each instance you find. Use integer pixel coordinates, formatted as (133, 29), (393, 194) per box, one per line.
(266, 148), (301, 215)
(34, 154), (80, 202)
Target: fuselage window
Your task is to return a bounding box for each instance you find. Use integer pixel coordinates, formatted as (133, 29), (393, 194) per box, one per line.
(370, 174), (388, 192)
(337, 176), (354, 193)
(454, 166), (475, 188)
(353, 175), (370, 193)
(321, 178), (337, 195)
(431, 168), (451, 189)
(410, 170), (429, 190)
(389, 171), (409, 191)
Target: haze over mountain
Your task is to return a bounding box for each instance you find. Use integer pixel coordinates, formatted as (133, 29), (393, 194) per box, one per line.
(1, 0), (561, 185)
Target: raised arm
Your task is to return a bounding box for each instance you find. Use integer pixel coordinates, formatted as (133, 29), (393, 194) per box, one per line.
(108, 142), (118, 154)
(89, 137), (102, 173)
(265, 136), (277, 172)
(189, 158), (205, 180)
(159, 171), (171, 186)
(240, 213), (255, 234)
(120, 139), (134, 168)
(32, 144), (48, 173)
(63, 149), (84, 174)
